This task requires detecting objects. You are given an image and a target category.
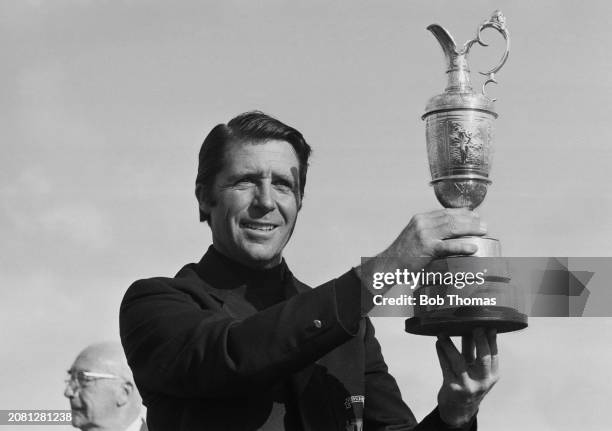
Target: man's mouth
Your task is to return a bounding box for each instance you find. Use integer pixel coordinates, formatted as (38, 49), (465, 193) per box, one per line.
(240, 222), (278, 231)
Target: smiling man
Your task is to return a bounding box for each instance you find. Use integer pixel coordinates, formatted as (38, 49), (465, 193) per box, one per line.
(120, 111), (498, 430)
(64, 342), (147, 431)
(198, 138), (301, 268)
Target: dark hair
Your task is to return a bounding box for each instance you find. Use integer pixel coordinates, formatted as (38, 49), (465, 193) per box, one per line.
(195, 111), (312, 222)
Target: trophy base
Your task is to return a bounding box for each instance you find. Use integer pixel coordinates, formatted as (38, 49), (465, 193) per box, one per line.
(405, 306), (528, 336)
(404, 236), (528, 337)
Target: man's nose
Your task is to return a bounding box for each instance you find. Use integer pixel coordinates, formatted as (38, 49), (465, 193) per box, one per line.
(253, 183), (275, 212)
(64, 381), (75, 398)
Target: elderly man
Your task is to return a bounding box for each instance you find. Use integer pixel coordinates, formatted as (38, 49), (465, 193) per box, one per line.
(120, 111), (498, 430)
(64, 342), (147, 431)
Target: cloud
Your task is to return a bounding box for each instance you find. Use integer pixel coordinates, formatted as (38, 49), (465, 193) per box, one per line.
(38, 203), (113, 250)
(2, 169), (114, 251)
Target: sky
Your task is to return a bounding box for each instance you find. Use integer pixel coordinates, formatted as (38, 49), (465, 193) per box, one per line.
(1, 1), (611, 430)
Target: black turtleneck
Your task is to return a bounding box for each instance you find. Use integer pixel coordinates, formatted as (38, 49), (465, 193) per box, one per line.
(201, 246), (303, 431)
(207, 246), (290, 311)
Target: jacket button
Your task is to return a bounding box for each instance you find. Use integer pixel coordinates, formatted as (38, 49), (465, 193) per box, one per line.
(313, 319), (322, 328)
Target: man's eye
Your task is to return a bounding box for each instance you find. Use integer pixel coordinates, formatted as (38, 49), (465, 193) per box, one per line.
(273, 181), (293, 191)
(76, 375), (94, 384)
(234, 179), (255, 187)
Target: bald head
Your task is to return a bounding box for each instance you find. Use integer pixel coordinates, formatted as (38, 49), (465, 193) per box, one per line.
(65, 342), (142, 431)
(74, 342), (134, 382)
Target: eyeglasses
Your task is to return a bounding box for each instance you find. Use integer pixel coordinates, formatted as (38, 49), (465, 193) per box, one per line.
(65, 370), (121, 389)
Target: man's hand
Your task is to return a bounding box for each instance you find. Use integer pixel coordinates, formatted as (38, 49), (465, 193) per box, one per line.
(384, 208), (486, 263)
(436, 328), (499, 428)
(355, 208), (486, 286)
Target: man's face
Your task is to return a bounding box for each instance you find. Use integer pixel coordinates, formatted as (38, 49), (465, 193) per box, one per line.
(202, 139), (301, 269)
(64, 353), (120, 430)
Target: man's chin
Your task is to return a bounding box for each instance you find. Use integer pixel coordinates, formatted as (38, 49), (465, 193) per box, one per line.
(70, 411), (87, 427)
(240, 246), (282, 268)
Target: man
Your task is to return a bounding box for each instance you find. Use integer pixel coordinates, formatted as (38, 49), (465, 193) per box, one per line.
(65, 342), (147, 431)
(120, 111), (498, 430)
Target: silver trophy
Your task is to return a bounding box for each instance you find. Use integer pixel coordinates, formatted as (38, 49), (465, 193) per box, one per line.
(405, 11), (528, 336)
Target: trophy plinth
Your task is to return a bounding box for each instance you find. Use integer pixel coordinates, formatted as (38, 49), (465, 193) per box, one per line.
(405, 237), (528, 336)
(405, 11), (527, 336)
(405, 307), (528, 337)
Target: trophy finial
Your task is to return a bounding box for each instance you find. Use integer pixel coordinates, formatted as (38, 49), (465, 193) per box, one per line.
(490, 10), (506, 29)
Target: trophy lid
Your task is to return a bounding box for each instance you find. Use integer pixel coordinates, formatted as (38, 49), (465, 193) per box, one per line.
(423, 92), (497, 119)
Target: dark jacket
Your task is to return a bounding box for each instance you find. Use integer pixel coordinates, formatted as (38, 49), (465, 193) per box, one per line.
(120, 248), (475, 431)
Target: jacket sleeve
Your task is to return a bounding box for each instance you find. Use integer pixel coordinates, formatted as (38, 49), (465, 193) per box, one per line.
(119, 271), (361, 399)
(362, 318), (477, 431)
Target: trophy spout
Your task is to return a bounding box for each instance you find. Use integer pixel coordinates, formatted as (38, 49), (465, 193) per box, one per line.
(426, 24), (457, 65)
(427, 24), (473, 93)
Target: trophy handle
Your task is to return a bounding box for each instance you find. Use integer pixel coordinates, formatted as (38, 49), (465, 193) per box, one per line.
(464, 10), (510, 99)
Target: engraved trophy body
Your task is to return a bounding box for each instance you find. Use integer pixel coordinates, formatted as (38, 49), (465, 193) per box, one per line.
(405, 11), (528, 336)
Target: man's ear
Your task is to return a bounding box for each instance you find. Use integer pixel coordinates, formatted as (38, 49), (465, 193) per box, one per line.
(115, 381), (134, 407)
(195, 184), (211, 216)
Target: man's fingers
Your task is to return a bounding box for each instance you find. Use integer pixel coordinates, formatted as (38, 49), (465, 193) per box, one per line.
(487, 328), (499, 374)
(462, 333), (476, 364)
(433, 239), (478, 257)
(398, 209), (486, 260)
(474, 328), (492, 371)
(486, 328), (498, 355)
(436, 335), (467, 378)
(429, 208), (478, 220)
(431, 209), (486, 240)
(435, 340), (456, 382)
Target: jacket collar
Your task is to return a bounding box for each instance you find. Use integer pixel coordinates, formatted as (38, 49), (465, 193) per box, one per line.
(187, 245), (300, 305)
